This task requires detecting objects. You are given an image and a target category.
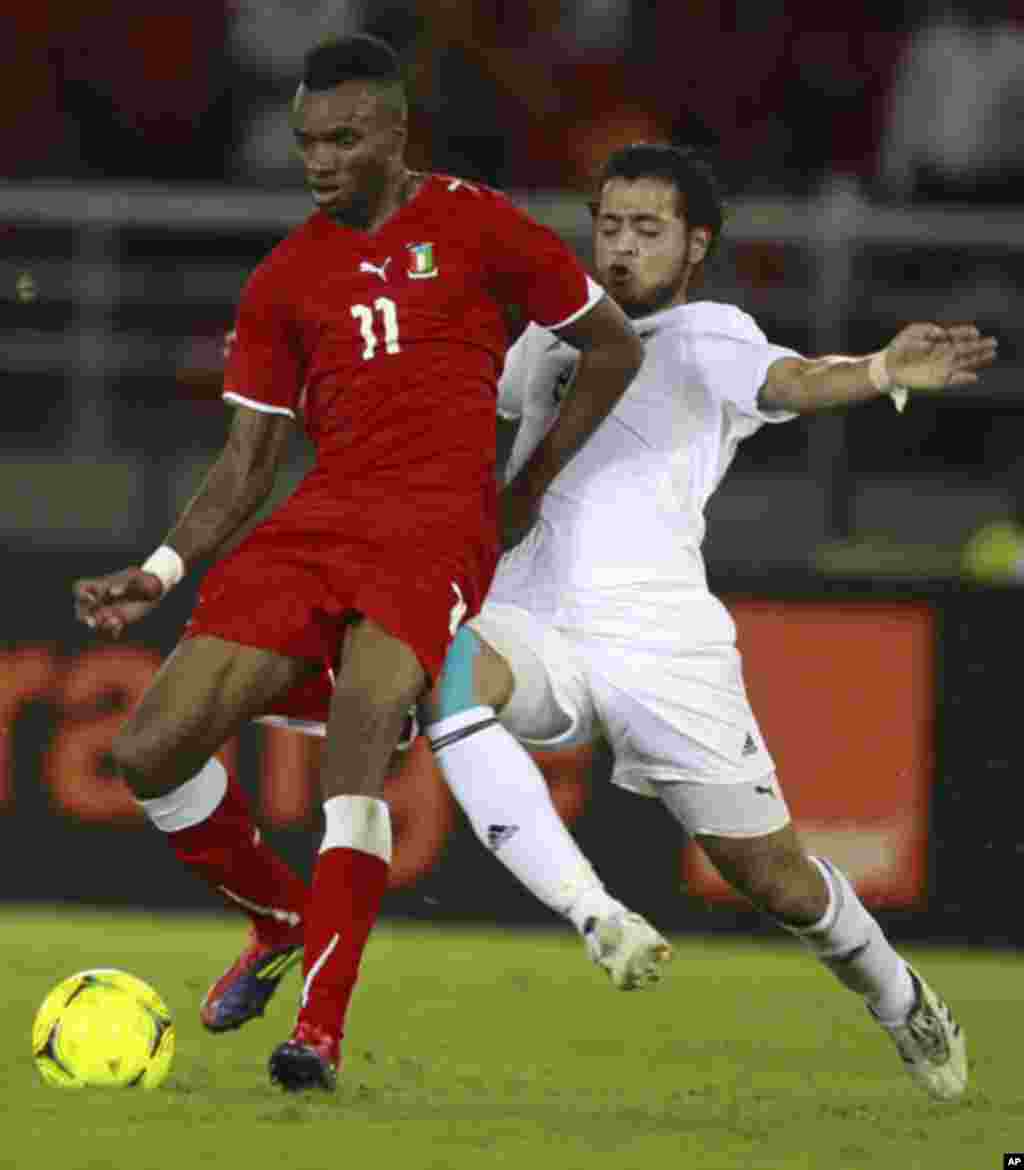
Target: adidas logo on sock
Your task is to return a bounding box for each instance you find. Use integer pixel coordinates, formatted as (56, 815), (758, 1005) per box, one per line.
(486, 824), (519, 851)
(742, 732), (758, 757)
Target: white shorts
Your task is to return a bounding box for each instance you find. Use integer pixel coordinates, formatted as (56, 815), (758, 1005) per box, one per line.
(470, 602), (791, 839)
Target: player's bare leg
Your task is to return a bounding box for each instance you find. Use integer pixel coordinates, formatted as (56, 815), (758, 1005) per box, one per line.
(112, 636), (319, 1032)
(270, 616), (425, 1092)
(422, 627), (671, 990)
(695, 822), (966, 1100)
(113, 635), (316, 796)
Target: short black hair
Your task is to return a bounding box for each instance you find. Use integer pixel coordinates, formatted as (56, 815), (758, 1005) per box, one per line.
(302, 33), (402, 92)
(596, 143), (726, 255)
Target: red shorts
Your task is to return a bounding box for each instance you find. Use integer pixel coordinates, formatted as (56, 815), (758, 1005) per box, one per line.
(185, 522), (498, 726)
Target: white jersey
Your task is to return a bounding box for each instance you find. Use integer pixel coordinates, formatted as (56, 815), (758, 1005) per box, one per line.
(491, 300), (799, 653)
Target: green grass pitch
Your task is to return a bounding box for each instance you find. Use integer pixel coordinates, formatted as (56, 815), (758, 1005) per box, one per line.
(2, 905), (1020, 1169)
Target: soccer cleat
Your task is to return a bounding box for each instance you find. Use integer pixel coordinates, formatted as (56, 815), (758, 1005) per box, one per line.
(269, 1022), (340, 1092)
(200, 931), (303, 1033)
(583, 910), (673, 990)
(872, 966), (967, 1101)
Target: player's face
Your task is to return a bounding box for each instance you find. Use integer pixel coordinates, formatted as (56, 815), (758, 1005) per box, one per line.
(593, 178), (709, 318)
(291, 81), (406, 225)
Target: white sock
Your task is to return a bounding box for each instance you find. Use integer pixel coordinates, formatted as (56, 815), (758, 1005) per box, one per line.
(426, 707), (617, 931)
(321, 794), (392, 862)
(784, 856), (915, 1025)
(136, 757), (228, 832)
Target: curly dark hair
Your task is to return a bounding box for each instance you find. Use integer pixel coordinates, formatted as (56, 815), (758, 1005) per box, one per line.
(595, 143), (726, 257)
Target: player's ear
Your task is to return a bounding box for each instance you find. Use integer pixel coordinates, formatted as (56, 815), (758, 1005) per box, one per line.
(688, 227), (711, 265)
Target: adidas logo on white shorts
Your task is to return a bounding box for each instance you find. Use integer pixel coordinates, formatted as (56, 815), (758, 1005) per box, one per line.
(486, 824), (519, 851)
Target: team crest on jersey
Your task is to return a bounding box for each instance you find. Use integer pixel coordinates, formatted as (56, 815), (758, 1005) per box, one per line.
(406, 243), (438, 279)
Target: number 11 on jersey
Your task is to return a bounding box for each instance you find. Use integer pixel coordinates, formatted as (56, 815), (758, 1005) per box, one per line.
(351, 297), (400, 360)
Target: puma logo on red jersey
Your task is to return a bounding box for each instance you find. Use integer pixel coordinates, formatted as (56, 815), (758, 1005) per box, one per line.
(359, 258), (392, 281)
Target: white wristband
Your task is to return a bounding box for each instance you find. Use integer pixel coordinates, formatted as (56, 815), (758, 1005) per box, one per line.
(141, 545), (185, 595)
(868, 350), (892, 392)
(868, 349), (908, 413)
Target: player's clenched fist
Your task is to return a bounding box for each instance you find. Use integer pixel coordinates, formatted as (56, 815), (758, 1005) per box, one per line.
(72, 568), (166, 639)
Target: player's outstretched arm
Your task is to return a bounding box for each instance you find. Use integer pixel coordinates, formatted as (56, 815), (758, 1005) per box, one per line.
(758, 323), (998, 414)
(500, 297), (643, 547)
(72, 405), (293, 638)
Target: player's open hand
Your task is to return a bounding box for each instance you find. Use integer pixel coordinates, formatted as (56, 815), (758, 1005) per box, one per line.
(884, 323), (998, 391)
(72, 568), (165, 639)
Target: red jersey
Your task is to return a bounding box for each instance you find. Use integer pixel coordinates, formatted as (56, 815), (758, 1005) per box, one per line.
(223, 174), (595, 545)
(187, 174), (598, 689)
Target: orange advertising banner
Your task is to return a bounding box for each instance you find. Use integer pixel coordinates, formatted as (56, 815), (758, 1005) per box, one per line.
(681, 599), (935, 909)
(0, 642), (596, 896)
(0, 600), (934, 909)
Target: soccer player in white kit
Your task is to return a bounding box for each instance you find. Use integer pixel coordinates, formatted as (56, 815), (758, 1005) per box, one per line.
(421, 143), (998, 1102)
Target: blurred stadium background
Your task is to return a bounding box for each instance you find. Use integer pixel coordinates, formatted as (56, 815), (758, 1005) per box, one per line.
(2, 5), (1023, 1155)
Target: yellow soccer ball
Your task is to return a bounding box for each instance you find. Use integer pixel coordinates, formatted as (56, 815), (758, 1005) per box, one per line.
(32, 969), (174, 1089)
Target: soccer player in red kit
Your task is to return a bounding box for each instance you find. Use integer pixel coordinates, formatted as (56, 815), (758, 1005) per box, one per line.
(72, 34), (643, 1092)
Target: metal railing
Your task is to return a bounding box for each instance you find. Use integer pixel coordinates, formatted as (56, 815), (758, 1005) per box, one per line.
(3, 178), (1022, 550)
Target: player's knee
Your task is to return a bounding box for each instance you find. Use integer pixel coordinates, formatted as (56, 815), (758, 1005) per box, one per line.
(424, 626), (496, 721)
(475, 636), (514, 712)
(330, 656), (423, 742)
(341, 617), (426, 712)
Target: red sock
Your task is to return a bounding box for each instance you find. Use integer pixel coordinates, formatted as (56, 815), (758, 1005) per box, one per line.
(297, 846), (389, 1041)
(168, 768), (308, 946)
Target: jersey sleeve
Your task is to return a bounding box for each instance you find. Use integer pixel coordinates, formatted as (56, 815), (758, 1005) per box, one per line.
(497, 324), (550, 420)
(689, 307), (801, 423)
(497, 335), (528, 421)
(482, 190), (601, 330)
(222, 262), (304, 418)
